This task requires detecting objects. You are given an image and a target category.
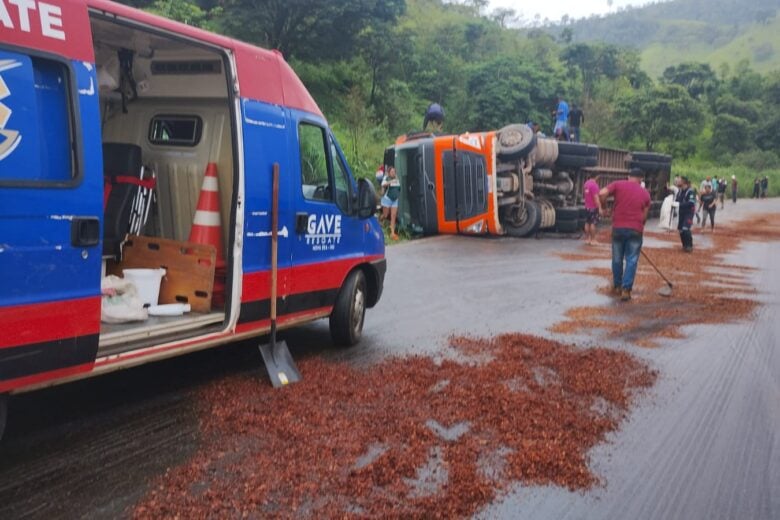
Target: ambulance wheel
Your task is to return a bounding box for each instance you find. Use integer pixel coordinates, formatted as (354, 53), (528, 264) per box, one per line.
(0, 394), (7, 442)
(502, 200), (541, 237)
(330, 270), (367, 347)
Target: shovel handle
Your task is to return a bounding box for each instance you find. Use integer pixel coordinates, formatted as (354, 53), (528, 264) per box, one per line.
(640, 248), (673, 288)
(271, 163), (279, 322)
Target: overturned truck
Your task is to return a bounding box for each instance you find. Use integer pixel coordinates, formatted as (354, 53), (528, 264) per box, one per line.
(385, 125), (671, 237)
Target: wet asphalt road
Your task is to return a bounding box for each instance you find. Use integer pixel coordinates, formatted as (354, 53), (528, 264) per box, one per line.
(1, 199), (778, 519)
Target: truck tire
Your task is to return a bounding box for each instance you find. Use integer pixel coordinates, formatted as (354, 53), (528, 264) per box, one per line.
(497, 124), (536, 159)
(0, 394), (7, 442)
(555, 154), (598, 168)
(555, 207), (580, 221)
(630, 160), (670, 172)
(631, 152), (672, 163)
(502, 200), (541, 237)
(329, 270), (367, 347)
(555, 219), (579, 233)
(557, 142), (598, 157)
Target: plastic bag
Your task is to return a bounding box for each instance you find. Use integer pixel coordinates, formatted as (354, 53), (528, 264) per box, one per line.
(101, 275), (148, 323)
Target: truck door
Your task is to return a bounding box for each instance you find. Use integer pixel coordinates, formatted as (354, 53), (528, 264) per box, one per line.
(288, 119), (362, 315)
(0, 46), (103, 391)
(441, 136), (490, 234)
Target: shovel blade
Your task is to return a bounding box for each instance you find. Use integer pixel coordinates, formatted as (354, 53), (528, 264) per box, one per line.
(658, 285), (673, 297)
(258, 339), (302, 388)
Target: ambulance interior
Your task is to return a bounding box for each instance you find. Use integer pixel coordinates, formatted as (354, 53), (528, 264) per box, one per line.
(90, 13), (235, 355)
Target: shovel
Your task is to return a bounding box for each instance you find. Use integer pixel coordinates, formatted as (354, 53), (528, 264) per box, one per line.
(640, 248), (673, 297)
(258, 163), (302, 387)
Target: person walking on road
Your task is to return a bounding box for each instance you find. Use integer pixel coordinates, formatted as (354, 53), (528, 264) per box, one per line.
(698, 183), (717, 233)
(761, 176), (768, 198)
(752, 177), (761, 198)
(598, 168), (651, 301)
(568, 104), (584, 143)
(731, 175), (738, 204)
(583, 172), (602, 245)
(676, 176), (697, 252)
(717, 177), (727, 209)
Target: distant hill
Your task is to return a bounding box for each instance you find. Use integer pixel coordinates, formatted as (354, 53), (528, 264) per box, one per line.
(550, 0), (780, 77)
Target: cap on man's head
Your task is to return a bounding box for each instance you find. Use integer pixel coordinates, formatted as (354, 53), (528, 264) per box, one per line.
(680, 176), (690, 184)
(629, 168), (644, 178)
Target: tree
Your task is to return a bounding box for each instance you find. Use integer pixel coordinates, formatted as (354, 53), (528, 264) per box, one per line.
(216, 0), (405, 61)
(661, 62), (720, 101)
(614, 84), (704, 157)
(710, 113), (754, 157)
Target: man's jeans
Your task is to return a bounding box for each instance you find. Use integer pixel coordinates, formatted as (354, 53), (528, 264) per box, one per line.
(612, 228), (643, 290)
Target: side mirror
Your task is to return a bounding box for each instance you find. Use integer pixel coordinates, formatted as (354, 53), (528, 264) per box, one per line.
(357, 178), (377, 219)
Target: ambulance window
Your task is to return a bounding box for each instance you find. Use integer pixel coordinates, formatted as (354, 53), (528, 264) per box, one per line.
(330, 140), (351, 213)
(148, 115), (202, 146)
(0, 52), (75, 183)
(299, 123), (331, 202)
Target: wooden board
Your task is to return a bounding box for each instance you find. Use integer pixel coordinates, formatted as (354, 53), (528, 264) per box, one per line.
(108, 235), (216, 313)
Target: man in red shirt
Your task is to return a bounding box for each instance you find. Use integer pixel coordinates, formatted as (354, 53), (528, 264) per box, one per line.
(598, 168), (651, 301)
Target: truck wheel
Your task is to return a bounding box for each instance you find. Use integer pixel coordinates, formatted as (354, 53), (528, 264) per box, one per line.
(502, 200), (541, 237)
(0, 394), (7, 442)
(557, 142), (598, 157)
(330, 270), (367, 347)
(555, 219), (579, 233)
(555, 207), (580, 221)
(631, 152), (672, 163)
(497, 124), (536, 159)
(555, 154), (598, 168)
(630, 160), (669, 172)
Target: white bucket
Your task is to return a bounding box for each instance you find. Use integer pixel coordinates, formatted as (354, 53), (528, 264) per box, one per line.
(123, 268), (166, 307)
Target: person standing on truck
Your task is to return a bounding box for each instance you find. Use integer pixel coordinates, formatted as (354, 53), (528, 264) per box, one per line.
(676, 176), (697, 252)
(423, 103), (445, 134)
(552, 96), (569, 141)
(598, 168), (651, 301)
(583, 172), (602, 245)
(568, 104), (584, 142)
(381, 166), (401, 240)
(698, 183), (717, 232)
(731, 175), (738, 204)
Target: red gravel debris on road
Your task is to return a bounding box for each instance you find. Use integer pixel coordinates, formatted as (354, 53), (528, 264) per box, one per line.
(552, 213), (780, 346)
(133, 334), (655, 519)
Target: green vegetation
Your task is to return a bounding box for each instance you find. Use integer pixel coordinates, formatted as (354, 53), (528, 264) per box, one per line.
(122, 0), (780, 194)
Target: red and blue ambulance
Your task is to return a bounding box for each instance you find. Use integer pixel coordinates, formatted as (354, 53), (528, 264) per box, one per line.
(0, 0), (385, 438)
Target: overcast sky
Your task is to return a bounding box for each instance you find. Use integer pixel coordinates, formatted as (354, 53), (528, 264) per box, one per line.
(487, 0), (661, 25)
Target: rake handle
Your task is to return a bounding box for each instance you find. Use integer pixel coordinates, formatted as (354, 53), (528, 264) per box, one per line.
(640, 248), (673, 288)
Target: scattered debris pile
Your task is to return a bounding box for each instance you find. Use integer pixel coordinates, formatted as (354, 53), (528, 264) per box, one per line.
(551, 215), (780, 346)
(134, 334), (655, 518)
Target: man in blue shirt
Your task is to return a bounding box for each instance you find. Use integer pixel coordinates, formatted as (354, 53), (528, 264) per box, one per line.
(552, 96), (569, 141)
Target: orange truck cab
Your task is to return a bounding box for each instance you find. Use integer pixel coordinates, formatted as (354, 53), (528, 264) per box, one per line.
(386, 125), (672, 237)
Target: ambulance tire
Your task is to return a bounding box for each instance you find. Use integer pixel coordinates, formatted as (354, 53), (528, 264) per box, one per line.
(330, 269), (367, 347)
(0, 394), (7, 442)
(497, 124), (537, 159)
(502, 200), (541, 237)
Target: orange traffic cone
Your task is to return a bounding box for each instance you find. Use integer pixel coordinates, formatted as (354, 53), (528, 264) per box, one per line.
(189, 162), (226, 307)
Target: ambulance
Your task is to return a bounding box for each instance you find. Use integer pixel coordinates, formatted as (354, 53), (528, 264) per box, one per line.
(0, 0), (386, 438)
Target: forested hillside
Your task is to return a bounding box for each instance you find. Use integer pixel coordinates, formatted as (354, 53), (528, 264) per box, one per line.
(554, 0), (780, 76)
(117, 0), (780, 193)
